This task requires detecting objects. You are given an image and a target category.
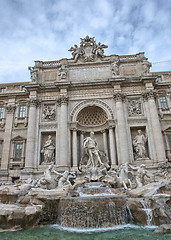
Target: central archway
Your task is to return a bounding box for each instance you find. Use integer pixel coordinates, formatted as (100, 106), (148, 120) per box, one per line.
(70, 100), (117, 168)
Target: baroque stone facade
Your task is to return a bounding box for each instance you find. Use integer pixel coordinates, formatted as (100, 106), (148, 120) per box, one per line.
(0, 35), (171, 182)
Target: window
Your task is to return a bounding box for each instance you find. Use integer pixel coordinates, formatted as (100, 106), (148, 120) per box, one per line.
(156, 76), (162, 82)
(0, 88), (6, 93)
(14, 143), (23, 160)
(21, 86), (26, 92)
(18, 106), (26, 118)
(168, 135), (171, 151)
(159, 96), (168, 109)
(0, 107), (3, 119)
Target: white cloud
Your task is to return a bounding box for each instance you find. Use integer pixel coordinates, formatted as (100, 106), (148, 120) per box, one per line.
(0, 0), (171, 83)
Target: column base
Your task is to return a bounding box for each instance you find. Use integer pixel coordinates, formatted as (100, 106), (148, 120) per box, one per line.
(71, 166), (78, 171)
(0, 170), (9, 182)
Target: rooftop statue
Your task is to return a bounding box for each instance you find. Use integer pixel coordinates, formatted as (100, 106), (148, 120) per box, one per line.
(68, 35), (108, 62)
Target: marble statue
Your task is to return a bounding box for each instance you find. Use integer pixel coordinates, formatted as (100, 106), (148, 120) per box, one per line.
(80, 132), (109, 169)
(78, 132), (110, 182)
(38, 164), (58, 189)
(82, 132), (103, 167)
(41, 135), (55, 164)
(135, 164), (151, 188)
(133, 130), (147, 159)
(58, 64), (68, 79)
(111, 61), (119, 76)
(28, 67), (38, 82)
(38, 165), (73, 190)
(57, 170), (72, 189)
(116, 163), (133, 190)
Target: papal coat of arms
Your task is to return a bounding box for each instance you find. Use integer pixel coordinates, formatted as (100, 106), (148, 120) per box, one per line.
(69, 35), (108, 62)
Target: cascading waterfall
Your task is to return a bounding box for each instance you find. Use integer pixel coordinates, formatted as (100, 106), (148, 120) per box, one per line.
(58, 196), (132, 228)
(140, 199), (153, 225)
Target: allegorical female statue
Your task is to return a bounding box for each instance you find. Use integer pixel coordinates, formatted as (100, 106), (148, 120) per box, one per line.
(133, 130), (147, 159)
(41, 135), (55, 164)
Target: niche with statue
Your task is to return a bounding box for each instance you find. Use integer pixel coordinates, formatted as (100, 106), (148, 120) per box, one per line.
(131, 127), (149, 161)
(40, 132), (56, 165)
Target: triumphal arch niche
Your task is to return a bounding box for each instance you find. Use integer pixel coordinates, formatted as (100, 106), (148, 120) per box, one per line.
(70, 100), (116, 168)
(0, 35), (170, 182)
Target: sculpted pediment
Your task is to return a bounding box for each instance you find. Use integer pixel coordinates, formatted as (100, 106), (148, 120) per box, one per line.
(11, 135), (25, 141)
(164, 127), (171, 133)
(68, 35), (108, 63)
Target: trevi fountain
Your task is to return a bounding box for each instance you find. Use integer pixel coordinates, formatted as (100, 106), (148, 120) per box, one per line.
(0, 131), (170, 239)
(0, 36), (171, 239)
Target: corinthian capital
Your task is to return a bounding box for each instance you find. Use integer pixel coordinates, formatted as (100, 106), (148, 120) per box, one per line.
(113, 92), (126, 102)
(27, 97), (40, 107)
(143, 89), (156, 101)
(56, 95), (69, 106)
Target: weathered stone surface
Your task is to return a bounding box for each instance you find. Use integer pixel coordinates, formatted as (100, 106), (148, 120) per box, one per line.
(156, 224), (171, 233)
(0, 204), (42, 229)
(129, 181), (171, 197)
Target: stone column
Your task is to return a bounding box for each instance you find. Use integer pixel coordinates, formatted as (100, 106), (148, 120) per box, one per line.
(113, 92), (130, 164)
(25, 98), (39, 169)
(72, 128), (78, 168)
(143, 90), (166, 162)
(102, 130), (108, 157)
(108, 127), (117, 166)
(80, 132), (84, 158)
(163, 132), (171, 161)
(1, 102), (15, 170)
(57, 95), (68, 167)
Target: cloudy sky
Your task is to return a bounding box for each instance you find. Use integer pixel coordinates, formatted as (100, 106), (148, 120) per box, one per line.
(0, 0), (171, 83)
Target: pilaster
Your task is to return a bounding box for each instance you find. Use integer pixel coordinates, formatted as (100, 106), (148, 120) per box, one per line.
(1, 101), (15, 170)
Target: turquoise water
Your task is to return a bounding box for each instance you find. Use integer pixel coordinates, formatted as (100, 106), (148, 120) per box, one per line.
(0, 224), (171, 240)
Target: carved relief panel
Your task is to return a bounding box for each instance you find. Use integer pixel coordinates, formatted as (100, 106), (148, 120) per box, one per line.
(128, 98), (143, 116)
(42, 104), (56, 121)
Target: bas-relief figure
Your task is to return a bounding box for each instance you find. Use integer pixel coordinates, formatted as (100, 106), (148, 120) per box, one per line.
(128, 99), (142, 116)
(133, 130), (148, 159)
(41, 135), (55, 164)
(42, 105), (56, 121)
